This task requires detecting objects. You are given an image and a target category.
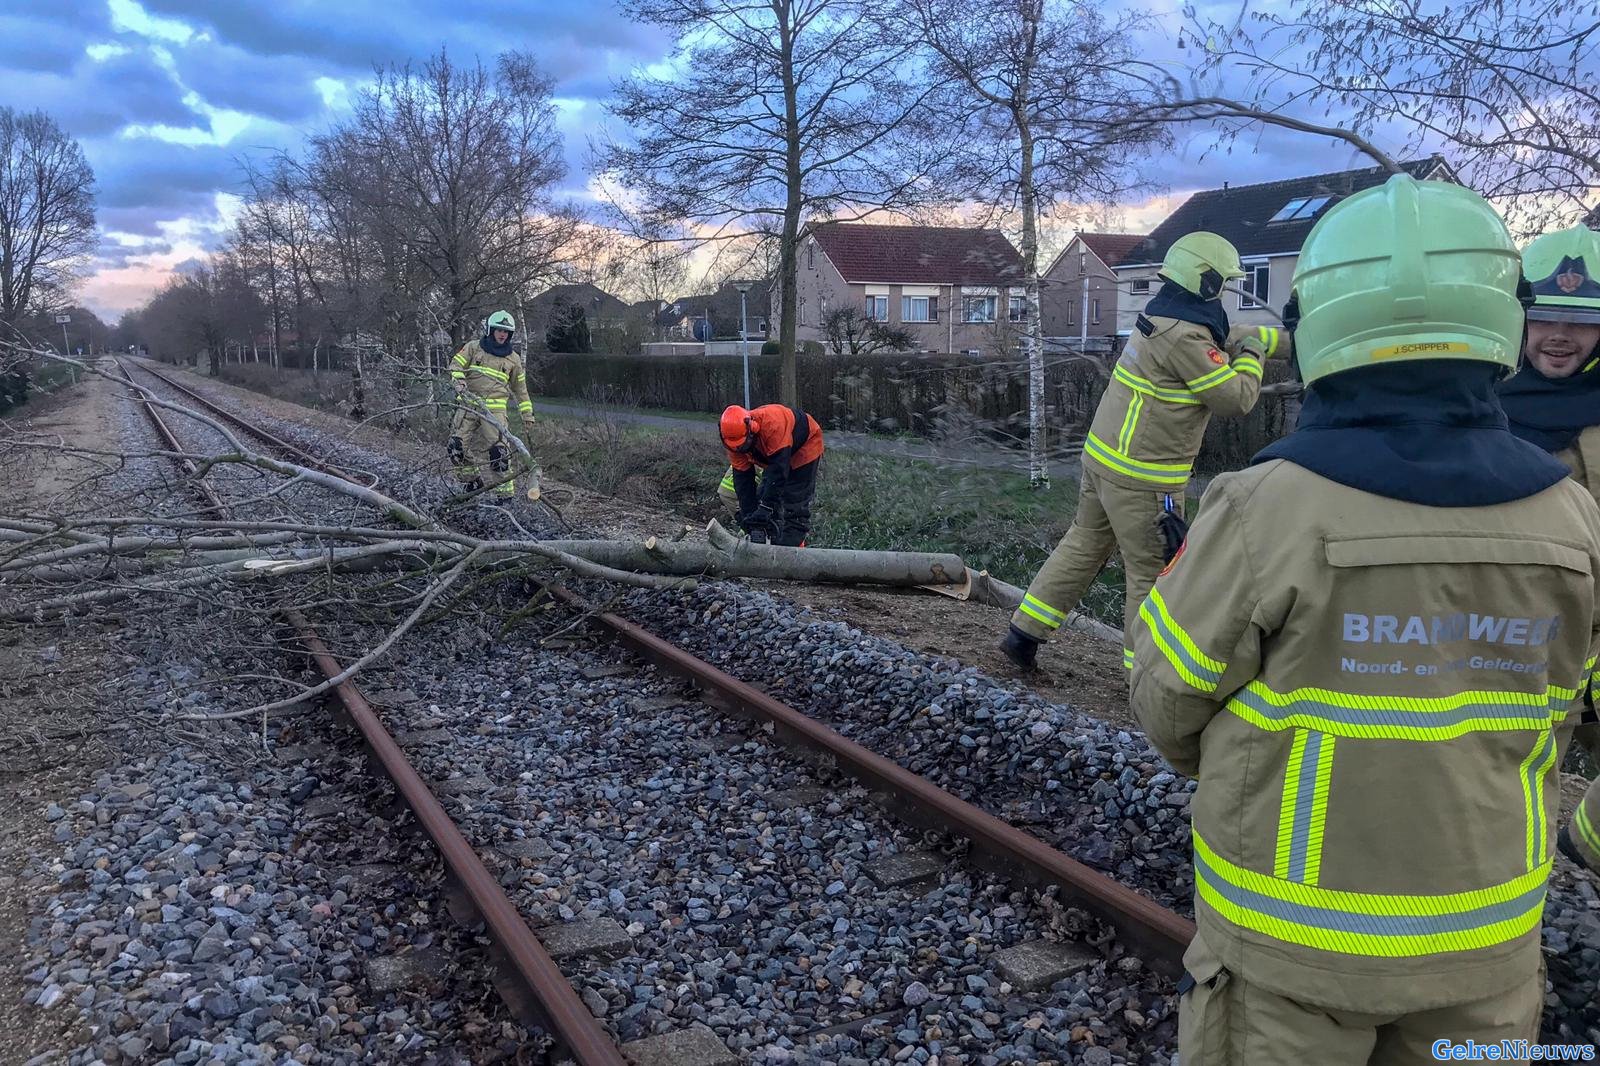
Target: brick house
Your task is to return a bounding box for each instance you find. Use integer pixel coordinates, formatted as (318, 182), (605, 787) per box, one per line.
(1040, 232), (1147, 342)
(781, 222), (1025, 354)
(1110, 156), (1457, 336)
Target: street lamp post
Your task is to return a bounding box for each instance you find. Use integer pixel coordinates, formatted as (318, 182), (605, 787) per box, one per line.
(735, 281), (752, 408)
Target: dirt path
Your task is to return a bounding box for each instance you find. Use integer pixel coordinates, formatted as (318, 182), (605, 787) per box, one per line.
(0, 372), (133, 1063)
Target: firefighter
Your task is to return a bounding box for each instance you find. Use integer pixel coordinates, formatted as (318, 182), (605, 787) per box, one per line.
(717, 464), (760, 515)
(719, 403), (823, 546)
(448, 310), (538, 502)
(1497, 223), (1600, 876)
(1001, 231), (1289, 671)
(1132, 174), (1600, 1064)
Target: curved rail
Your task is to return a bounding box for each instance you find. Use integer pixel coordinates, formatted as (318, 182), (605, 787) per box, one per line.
(116, 360), (628, 1066)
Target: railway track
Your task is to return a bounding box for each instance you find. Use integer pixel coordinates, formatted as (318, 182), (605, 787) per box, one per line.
(121, 359), (1198, 1063)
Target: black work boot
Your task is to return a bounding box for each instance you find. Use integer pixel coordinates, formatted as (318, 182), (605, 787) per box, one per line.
(1558, 825), (1588, 868)
(1000, 624), (1040, 672)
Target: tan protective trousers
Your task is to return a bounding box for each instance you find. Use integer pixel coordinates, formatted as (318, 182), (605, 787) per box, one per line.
(1010, 466), (1181, 667)
(1180, 934), (1545, 1066)
(450, 407), (516, 497)
(1571, 723), (1600, 870)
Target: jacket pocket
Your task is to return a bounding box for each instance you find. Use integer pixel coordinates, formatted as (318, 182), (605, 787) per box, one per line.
(1177, 954), (1233, 1065)
(1324, 533), (1591, 574)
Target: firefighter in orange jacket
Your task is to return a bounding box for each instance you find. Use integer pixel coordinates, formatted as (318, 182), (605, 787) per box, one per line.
(719, 404), (824, 546)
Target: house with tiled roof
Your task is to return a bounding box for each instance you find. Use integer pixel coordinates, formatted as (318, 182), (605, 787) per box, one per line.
(1041, 232), (1147, 342)
(784, 222), (1025, 354)
(1110, 155), (1457, 335)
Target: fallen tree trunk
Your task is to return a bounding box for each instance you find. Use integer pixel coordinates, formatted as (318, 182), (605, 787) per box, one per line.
(552, 521), (1125, 646)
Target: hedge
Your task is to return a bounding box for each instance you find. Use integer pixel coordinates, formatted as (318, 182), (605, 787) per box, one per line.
(530, 350), (1297, 474)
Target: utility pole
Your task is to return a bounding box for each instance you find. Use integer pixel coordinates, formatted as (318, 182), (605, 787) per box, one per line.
(735, 282), (752, 408)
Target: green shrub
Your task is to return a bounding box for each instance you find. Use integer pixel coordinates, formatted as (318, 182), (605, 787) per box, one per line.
(760, 340), (781, 355)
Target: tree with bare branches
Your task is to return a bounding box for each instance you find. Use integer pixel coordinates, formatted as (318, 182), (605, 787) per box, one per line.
(889, 0), (1161, 486)
(599, 0), (951, 404)
(1178, 0), (1600, 231)
(0, 108), (96, 327)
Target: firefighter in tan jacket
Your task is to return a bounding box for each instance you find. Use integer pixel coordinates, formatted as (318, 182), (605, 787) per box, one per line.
(1498, 224), (1600, 876)
(448, 310), (539, 501)
(1133, 175), (1600, 1063)
(1001, 232), (1289, 672)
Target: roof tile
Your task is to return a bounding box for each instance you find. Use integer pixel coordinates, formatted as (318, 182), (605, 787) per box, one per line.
(808, 222), (1024, 285)
(1121, 156), (1451, 265)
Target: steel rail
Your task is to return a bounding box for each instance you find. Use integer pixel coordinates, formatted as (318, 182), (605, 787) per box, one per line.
(116, 360), (628, 1066)
(129, 360), (364, 486)
(127, 357), (1194, 974)
(550, 587), (1196, 975)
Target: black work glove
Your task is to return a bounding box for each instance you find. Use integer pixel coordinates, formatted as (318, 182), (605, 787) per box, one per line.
(746, 527), (770, 545)
(1156, 494), (1189, 566)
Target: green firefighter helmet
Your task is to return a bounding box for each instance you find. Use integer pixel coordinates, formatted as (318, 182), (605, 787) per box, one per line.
(486, 310), (517, 335)
(1290, 173), (1523, 384)
(1158, 231), (1245, 301)
(1522, 224), (1600, 323)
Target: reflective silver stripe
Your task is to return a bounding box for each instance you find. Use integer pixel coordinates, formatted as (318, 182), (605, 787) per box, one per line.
(1231, 685), (1560, 735)
(1142, 596), (1224, 687)
(1195, 850), (1549, 937)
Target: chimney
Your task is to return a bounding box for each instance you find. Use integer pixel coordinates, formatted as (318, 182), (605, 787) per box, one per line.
(1223, 181), (1229, 190)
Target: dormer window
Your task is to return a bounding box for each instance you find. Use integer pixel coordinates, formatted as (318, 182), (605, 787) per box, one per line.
(1268, 196), (1331, 223)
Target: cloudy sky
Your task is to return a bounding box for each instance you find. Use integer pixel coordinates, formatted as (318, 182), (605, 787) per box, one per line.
(12, 0), (1394, 321)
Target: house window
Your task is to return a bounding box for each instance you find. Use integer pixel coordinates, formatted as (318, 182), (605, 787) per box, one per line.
(1008, 294), (1026, 322)
(865, 295), (888, 321)
(807, 242), (815, 269)
(1079, 252), (1087, 276)
(1268, 196), (1331, 223)
(1240, 263), (1270, 308)
(1066, 302), (1075, 326)
(1090, 298), (1101, 325)
(902, 295), (937, 322)
(798, 296), (807, 326)
(963, 295), (997, 323)
(1130, 278), (1151, 295)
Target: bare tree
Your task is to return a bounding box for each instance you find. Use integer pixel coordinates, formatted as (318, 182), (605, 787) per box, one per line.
(0, 108), (96, 327)
(891, 0), (1160, 487)
(822, 307), (914, 355)
(350, 50), (576, 347)
(599, 0), (950, 404)
(1180, 0), (1600, 231)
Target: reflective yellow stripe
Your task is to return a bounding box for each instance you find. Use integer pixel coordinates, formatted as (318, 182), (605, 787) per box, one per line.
(1575, 798), (1600, 859)
(482, 397), (508, 407)
(1138, 587), (1227, 692)
(1186, 364), (1238, 392)
(1233, 357), (1263, 379)
(1257, 326), (1279, 357)
(1117, 393), (1144, 454)
(471, 365), (510, 383)
(1226, 680), (1571, 741)
(452, 353), (470, 366)
(517, 402), (534, 414)
(1083, 434), (1191, 487)
(1275, 730), (1336, 884)
(1123, 647), (1135, 670)
(1112, 364), (1202, 404)
(1018, 593), (1066, 630)
(1194, 831), (1549, 957)
(1521, 730), (1559, 870)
